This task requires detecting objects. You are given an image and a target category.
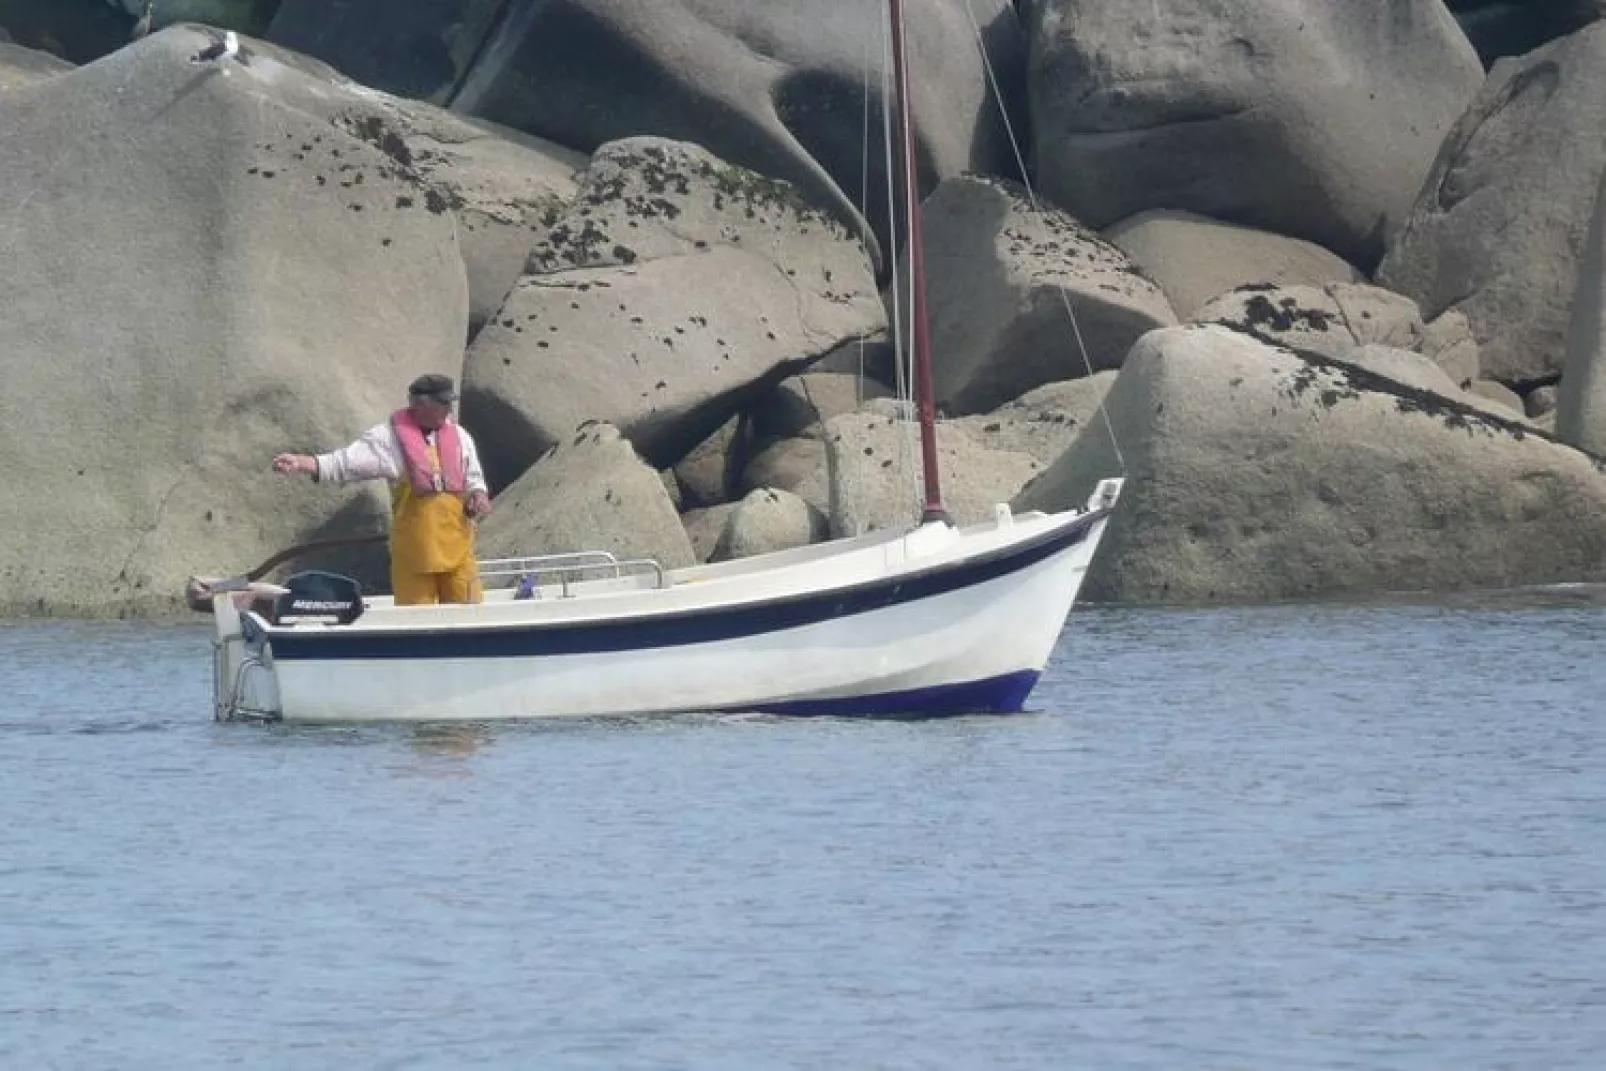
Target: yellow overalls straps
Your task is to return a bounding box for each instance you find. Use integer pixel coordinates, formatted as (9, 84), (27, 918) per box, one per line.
(389, 439), (480, 605)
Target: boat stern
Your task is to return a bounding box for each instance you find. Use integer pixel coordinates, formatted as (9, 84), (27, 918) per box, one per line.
(201, 579), (284, 722)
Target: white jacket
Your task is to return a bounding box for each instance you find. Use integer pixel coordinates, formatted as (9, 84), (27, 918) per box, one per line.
(315, 420), (488, 494)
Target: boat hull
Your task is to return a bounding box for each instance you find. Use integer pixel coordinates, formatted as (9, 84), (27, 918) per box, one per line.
(213, 489), (1119, 723)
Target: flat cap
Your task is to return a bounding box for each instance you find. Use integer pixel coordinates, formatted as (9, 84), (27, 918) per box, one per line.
(407, 373), (456, 402)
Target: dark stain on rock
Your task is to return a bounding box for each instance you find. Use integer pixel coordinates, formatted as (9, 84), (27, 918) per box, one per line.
(1221, 323), (1585, 452)
(1285, 364), (1359, 407)
(1240, 294), (1332, 334)
(533, 218), (611, 268)
(349, 115), (414, 167)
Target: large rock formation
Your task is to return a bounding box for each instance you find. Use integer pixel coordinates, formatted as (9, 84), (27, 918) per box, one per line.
(1029, 0), (1483, 268)
(747, 406), (1041, 538)
(711, 487), (828, 562)
(392, 120), (584, 337)
(748, 372), (892, 448)
(462, 137), (883, 487)
(951, 373), (1115, 469)
(910, 175), (1174, 416)
(825, 409), (1042, 537)
(317, 107), (583, 339)
(476, 421), (696, 570)
(672, 416), (745, 511)
(8, 1), (1606, 617)
(274, 0), (1027, 262)
(1104, 210), (1361, 319)
(1017, 325), (1606, 603)
(0, 26), (586, 615)
(1379, 23), (1606, 386)
(1191, 282), (1485, 391)
(681, 503), (737, 563)
(1194, 284), (1428, 361)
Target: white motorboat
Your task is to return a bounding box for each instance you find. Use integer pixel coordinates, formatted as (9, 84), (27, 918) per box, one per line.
(208, 482), (1119, 722)
(202, 0), (1125, 722)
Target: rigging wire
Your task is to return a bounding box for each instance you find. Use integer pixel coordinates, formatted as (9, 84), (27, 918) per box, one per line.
(858, 29), (874, 416)
(959, 0), (1129, 476)
(873, 5), (924, 524)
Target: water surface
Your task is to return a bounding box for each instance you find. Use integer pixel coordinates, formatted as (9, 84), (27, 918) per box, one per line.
(1, 598), (1602, 1068)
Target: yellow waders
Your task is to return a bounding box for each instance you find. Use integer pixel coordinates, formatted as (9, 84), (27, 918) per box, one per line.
(389, 443), (481, 606)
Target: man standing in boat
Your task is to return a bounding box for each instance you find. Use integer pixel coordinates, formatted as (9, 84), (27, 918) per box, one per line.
(271, 374), (493, 606)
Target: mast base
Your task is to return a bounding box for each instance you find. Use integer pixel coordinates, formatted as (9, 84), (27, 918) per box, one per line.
(920, 506), (953, 527)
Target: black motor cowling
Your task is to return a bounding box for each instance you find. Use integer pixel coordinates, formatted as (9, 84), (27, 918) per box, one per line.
(274, 571), (365, 625)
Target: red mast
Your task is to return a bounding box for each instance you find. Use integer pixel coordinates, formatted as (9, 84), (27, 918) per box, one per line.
(887, 0), (949, 525)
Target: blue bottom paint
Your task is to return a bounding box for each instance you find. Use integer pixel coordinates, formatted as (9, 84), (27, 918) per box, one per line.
(742, 670), (1041, 718)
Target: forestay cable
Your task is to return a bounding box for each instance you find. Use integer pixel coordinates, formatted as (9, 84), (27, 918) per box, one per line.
(959, 0), (1129, 475)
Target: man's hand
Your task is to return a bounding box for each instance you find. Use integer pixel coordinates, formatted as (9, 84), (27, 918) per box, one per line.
(466, 489), (492, 520)
(272, 453), (315, 476)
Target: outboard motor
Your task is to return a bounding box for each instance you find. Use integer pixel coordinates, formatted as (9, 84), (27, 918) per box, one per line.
(273, 571), (365, 625)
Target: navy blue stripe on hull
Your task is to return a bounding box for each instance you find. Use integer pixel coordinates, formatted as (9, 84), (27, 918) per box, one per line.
(267, 509), (1107, 662)
(744, 671), (1041, 718)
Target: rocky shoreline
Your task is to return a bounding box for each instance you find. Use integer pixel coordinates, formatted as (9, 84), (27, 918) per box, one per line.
(3, 2), (1606, 618)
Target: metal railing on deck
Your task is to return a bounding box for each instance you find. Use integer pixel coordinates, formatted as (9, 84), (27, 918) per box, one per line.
(479, 550), (668, 598)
